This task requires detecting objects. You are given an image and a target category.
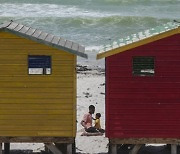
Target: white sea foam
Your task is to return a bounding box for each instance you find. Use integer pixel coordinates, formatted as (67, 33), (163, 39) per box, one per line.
(86, 46), (103, 52)
(0, 3), (112, 18)
(1, 2), (179, 19)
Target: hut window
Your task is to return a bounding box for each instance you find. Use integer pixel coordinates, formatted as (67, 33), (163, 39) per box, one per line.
(28, 56), (51, 75)
(133, 57), (154, 76)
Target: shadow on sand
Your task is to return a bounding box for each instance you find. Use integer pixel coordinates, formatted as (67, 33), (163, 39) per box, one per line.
(8, 150), (108, 154)
(4, 150), (49, 154)
(117, 144), (178, 154)
(6, 145), (180, 154)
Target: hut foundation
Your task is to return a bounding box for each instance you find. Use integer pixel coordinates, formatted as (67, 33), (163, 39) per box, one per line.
(109, 138), (180, 154)
(0, 137), (74, 154)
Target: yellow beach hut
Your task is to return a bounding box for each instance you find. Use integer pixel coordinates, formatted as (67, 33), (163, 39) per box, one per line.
(0, 21), (87, 154)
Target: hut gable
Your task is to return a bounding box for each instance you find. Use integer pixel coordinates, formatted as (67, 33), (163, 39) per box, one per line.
(97, 22), (180, 139)
(97, 22), (180, 59)
(0, 21), (87, 58)
(0, 21), (86, 137)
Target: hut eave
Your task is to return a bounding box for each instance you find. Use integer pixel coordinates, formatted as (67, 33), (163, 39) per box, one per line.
(0, 21), (87, 59)
(97, 22), (180, 59)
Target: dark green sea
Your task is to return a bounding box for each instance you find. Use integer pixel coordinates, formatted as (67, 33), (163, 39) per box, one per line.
(0, 0), (180, 65)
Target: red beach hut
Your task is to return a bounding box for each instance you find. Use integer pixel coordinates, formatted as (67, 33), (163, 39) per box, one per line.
(97, 22), (180, 153)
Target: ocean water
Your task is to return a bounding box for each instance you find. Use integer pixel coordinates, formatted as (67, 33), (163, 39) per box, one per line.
(0, 0), (180, 66)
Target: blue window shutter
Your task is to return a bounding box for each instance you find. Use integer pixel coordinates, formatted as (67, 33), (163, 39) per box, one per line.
(28, 56), (51, 68)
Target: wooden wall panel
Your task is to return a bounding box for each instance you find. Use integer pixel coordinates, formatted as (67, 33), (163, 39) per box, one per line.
(0, 31), (76, 137)
(106, 34), (180, 138)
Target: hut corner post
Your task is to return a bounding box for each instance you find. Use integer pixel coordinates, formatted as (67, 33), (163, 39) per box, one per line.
(45, 143), (63, 154)
(0, 143), (2, 154)
(110, 144), (117, 154)
(129, 144), (143, 154)
(109, 143), (143, 154)
(0, 143), (10, 154)
(171, 144), (177, 154)
(45, 143), (73, 154)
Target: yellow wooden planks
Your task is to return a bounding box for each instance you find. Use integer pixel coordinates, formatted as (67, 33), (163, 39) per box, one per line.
(0, 103), (73, 110)
(0, 54), (74, 61)
(0, 65), (74, 75)
(0, 125), (72, 131)
(0, 50), (72, 55)
(0, 39), (37, 45)
(0, 119), (72, 126)
(0, 60), (74, 65)
(0, 114), (73, 120)
(0, 110), (73, 115)
(0, 93), (73, 99)
(0, 32), (22, 38)
(0, 76), (73, 82)
(37, 131), (73, 137)
(0, 88), (73, 93)
(0, 98), (72, 104)
(0, 31), (76, 137)
(73, 56), (77, 136)
(0, 131), (72, 137)
(0, 63), (73, 70)
(0, 82), (73, 88)
(0, 71), (73, 76)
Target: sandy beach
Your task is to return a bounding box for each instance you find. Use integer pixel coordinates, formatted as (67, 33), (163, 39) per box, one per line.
(76, 66), (108, 154)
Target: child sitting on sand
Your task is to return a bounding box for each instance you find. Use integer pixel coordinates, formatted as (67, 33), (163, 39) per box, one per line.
(94, 113), (105, 133)
(80, 111), (104, 136)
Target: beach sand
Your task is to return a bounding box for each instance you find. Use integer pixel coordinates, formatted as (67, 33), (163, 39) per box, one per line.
(76, 68), (108, 154)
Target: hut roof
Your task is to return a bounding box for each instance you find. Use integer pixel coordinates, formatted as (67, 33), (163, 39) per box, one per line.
(97, 22), (180, 59)
(0, 21), (87, 58)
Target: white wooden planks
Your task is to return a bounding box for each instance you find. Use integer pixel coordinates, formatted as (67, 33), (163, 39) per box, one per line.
(71, 43), (79, 51)
(19, 26), (30, 34)
(38, 32), (48, 40)
(45, 34), (54, 42)
(65, 40), (73, 49)
(51, 36), (60, 44)
(32, 29), (42, 38)
(14, 24), (24, 31)
(26, 28), (36, 35)
(7, 22), (18, 30)
(59, 38), (66, 46)
(0, 21), (11, 29)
